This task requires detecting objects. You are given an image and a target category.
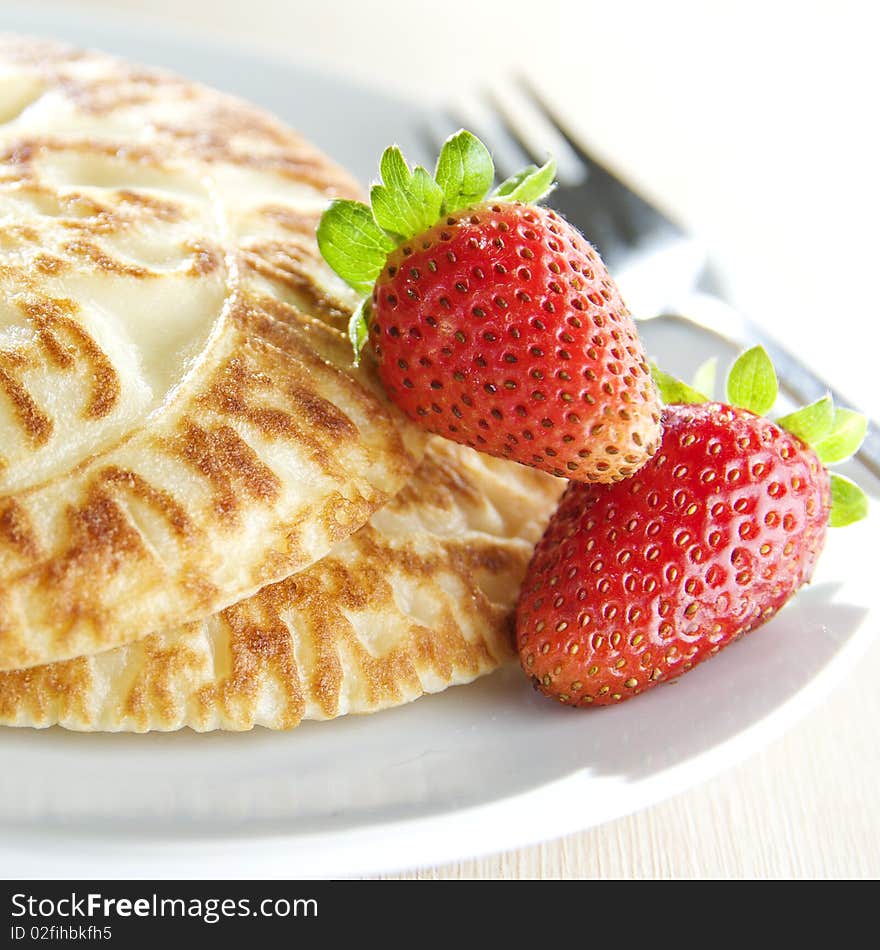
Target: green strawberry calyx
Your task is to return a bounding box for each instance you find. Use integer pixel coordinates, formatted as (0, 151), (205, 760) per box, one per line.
(650, 346), (869, 528)
(316, 130), (556, 362)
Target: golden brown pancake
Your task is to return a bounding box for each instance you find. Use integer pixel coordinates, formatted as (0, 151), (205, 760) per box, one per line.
(0, 440), (563, 731)
(0, 35), (423, 670)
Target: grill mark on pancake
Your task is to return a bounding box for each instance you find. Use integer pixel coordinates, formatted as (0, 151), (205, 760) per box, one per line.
(318, 489), (379, 547)
(1, 182), (114, 227)
(246, 570), (343, 720)
(61, 329), (117, 418)
(214, 598), (306, 728)
(21, 298), (120, 419)
(178, 571), (220, 612)
(4, 135), (173, 169)
(287, 386), (358, 440)
(0, 139), (36, 170)
(59, 201), (172, 236)
(39, 482), (148, 611)
(32, 253), (69, 275)
(114, 189), (183, 222)
(0, 361), (53, 445)
(61, 75), (200, 117)
(391, 448), (483, 513)
(12, 480), (158, 662)
(234, 297), (409, 431)
(175, 422), (281, 520)
(121, 635), (204, 730)
(0, 36), (86, 68)
(99, 466), (193, 540)
(240, 523), (523, 720)
(203, 517), (527, 727)
(307, 532), (511, 713)
(1, 182), (205, 268)
(184, 240), (222, 275)
(258, 205), (321, 235)
(39, 188), (190, 235)
(199, 368), (301, 438)
(0, 499), (40, 559)
(240, 241), (350, 323)
(22, 304), (75, 369)
(152, 122), (356, 194)
(0, 225), (39, 247)
(0, 654), (94, 724)
(196, 103), (294, 148)
(197, 349), (361, 479)
(64, 486), (145, 563)
(0, 293), (121, 443)
(62, 239), (153, 279)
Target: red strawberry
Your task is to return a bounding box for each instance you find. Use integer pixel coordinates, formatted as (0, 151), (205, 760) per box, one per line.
(368, 202), (660, 480)
(317, 131), (660, 482)
(516, 350), (868, 706)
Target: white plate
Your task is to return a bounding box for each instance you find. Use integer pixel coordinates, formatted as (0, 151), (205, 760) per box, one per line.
(1, 4), (878, 878)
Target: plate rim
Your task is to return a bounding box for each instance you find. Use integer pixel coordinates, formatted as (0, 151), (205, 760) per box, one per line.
(1, 584), (876, 878)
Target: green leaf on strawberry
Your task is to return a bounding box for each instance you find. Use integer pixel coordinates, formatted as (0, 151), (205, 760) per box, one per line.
(726, 345), (778, 415)
(813, 408), (868, 465)
(650, 363), (709, 405)
(653, 350), (869, 527)
(370, 147), (444, 239)
(777, 395), (834, 445)
(829, 473), (869, 527)
(316, 199), (395, 295)
(434, 130), (495, 213)
(492, 158), (557, 203)
(691, 357), (717, 400)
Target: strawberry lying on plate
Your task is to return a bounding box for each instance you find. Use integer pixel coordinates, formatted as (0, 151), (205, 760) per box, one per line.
(317, 131), (661, 482)
(516, 348), (869, 706)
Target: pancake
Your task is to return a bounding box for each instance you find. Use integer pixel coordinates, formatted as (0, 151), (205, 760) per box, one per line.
(0, 440), (563, 731)
(0, 36), (422, 670)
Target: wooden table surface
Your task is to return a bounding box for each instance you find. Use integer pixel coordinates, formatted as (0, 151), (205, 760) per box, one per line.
(30, 0), (880, 879)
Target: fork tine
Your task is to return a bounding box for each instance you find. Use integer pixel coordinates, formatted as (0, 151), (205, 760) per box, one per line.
(429, 101), (534, 180)
(484, 85), (587, 186)
(416, 110), (461, 168)
(515, 75), (687, 232)
(513, 75), (609, 173)
(462, 104), (533, 180)
(424, 84), (685, 274)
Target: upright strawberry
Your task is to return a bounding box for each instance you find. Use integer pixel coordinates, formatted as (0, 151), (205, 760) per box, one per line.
(317, 131), (660, 482)
(516, 346), (869, 706)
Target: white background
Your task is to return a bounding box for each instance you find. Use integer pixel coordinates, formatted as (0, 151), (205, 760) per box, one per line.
(18, 0), (880, 878)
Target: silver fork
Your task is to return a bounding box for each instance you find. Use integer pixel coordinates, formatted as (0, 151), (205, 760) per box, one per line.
(422, 83), (880, 476)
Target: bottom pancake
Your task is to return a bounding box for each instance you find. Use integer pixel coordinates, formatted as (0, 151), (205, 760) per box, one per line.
(0, 441), (562, 731)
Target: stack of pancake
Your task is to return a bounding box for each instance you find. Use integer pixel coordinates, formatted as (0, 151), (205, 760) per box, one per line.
(0, 35), (562, 732)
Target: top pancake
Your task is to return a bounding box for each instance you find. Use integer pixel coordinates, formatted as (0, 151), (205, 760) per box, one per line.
(0, 35), (422, 670)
